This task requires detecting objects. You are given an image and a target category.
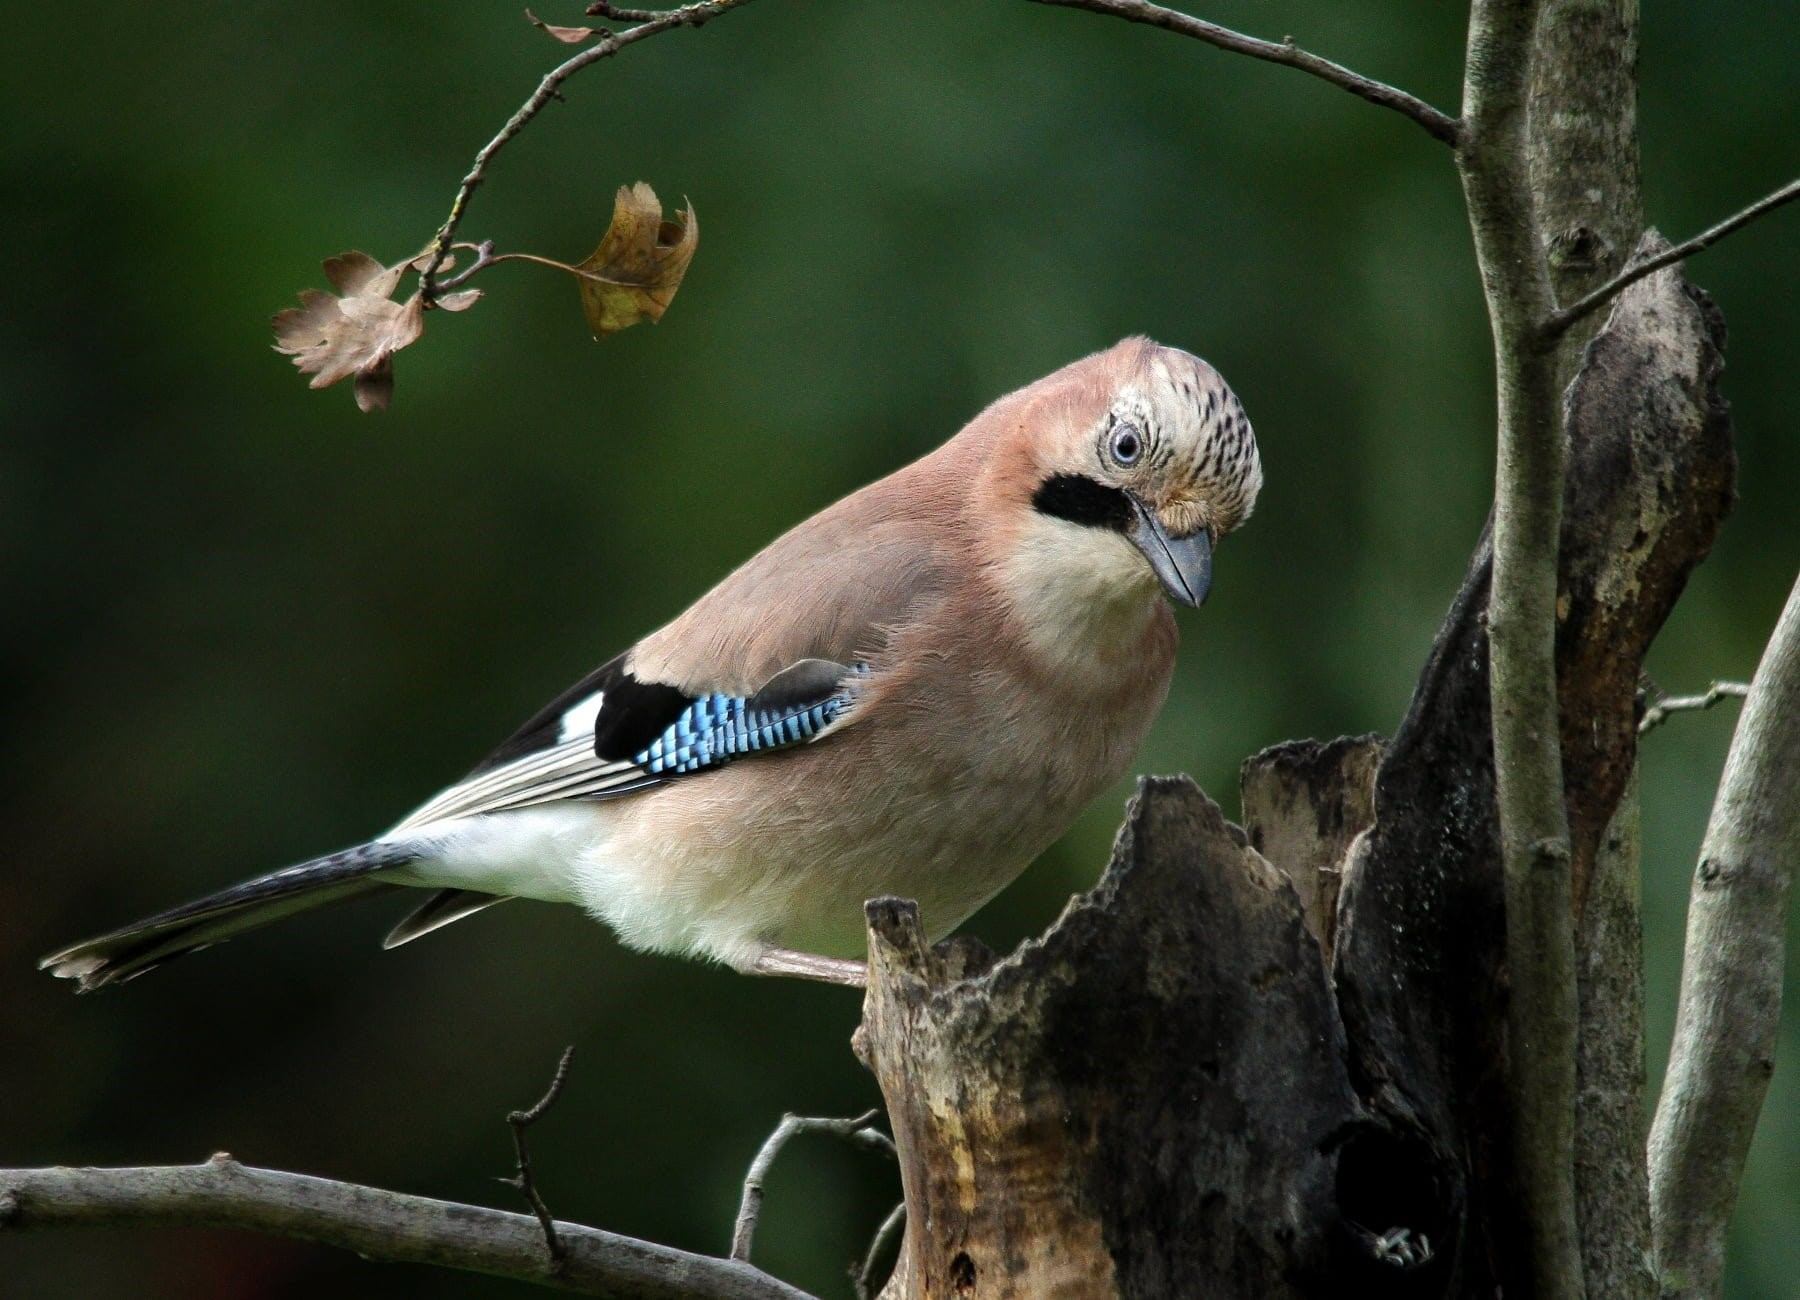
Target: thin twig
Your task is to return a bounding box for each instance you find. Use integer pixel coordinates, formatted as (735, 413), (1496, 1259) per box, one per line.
(1027, 0), (1461, 146)
(417, 0), (756, 298)
(0, 1157), (815, 1300)
(850, 1200), (906, 1300)
(1650, 573), (1800, 1294)
(1638, 681), (1750, 735)
(436, 240), (497, 292)
(730, 1110), (895, 1264)
(504, 1045), (577, 1265)
(587, 2), (665, 19)
(1542, 177), (1800, 339)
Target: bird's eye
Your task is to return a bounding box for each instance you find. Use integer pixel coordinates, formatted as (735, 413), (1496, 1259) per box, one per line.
(1109, 421), (1143, 466)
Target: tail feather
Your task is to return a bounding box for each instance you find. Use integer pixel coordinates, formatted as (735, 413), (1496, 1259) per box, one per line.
(383, 888), (512, 950)
(40, 841), (422, 992)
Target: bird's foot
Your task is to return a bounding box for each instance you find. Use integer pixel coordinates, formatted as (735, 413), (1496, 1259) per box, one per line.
(739, 947), (867, 988)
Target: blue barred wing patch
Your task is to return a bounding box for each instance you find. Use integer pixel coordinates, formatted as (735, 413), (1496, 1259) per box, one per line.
(633, 664), (867, 776)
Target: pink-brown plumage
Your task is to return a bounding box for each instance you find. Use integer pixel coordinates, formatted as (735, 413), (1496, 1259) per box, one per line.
(42, 337), (1260, 991)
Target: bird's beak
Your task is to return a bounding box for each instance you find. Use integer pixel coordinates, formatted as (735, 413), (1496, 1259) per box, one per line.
(1128, 496), (1213, 607)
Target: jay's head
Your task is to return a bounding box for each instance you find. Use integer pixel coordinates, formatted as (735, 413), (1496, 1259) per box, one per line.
(994, 337), (1261, 610)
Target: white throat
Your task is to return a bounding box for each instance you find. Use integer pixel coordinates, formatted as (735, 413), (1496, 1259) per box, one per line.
(1000, 515), (1163, 679)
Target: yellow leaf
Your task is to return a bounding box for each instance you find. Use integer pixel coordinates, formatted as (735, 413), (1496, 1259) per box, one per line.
(576, 183), (698, 339)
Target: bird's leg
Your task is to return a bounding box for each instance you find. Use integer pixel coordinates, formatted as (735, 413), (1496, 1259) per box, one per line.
(740, 947), (867, 988)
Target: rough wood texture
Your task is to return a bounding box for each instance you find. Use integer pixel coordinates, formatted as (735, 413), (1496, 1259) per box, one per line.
(857, 778), (1445, 1299)
(1240, 736), (1384, 960)
(1331, 237), (1733, 1296)
(1555, 236), (1736, 907)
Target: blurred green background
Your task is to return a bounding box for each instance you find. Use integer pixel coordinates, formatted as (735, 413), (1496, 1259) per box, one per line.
(3, 1), (1795, 1295)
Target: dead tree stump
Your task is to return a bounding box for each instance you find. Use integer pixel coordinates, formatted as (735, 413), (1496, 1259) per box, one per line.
(854, 246), (1734, 1299)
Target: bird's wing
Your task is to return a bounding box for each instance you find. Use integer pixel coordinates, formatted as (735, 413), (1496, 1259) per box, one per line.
(391, 655), (866, 832)
(394, 452), (960, 835)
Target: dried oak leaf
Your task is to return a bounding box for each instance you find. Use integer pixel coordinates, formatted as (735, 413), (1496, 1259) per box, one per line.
(525, 9), (604, 42)
(576, 183), (698, 339)
(272, 252), (426, 412)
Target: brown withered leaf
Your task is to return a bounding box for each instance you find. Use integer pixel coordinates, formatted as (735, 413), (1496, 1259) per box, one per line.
(272, 253), (427, 412)
(575, 183), (698, 338)
(525, 9), (604, 42)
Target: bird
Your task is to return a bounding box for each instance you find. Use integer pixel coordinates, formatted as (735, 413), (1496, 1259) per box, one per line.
(42, 336), (1261, 992)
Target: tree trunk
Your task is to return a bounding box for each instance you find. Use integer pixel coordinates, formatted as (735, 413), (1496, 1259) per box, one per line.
(854, 232), (1733, 1300)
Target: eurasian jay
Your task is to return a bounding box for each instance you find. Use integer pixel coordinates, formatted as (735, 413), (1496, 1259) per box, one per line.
(43, 336), (1262, 991)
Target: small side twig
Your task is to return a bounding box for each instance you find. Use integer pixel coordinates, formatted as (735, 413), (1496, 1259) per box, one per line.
(436, 240), (497, 292)
(587, 2), (665, 19)
(730, 1110), (894, 1264)
(1542, 177), (1800, 339)
(503, 1045), (577, 1265)
(1028, 0), (1461, 146)
(1639, 681), (1751, 735)
(850, 1200), (907, 1300)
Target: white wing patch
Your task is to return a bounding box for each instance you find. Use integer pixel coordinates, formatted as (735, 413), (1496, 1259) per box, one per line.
(558, 690), (605, 743)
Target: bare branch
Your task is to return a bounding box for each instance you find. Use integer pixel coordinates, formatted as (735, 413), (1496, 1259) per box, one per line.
(0, 1155), (815, 1300)
(1638, 681), (1750, 735)
(417, 0), (758, 297)
(730, 1111), (894, 1264)
(1027, 0), (1461, 145)
(1543, 178), (1800, 339)
(851, 1201), (906, 1300)
(1458, 1), (1583, 1294)
(1650, 572), (1800, 1295)
(503, 1045), (577, 1264)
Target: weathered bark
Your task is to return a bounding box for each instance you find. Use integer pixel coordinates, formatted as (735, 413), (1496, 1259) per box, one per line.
(1240, 736), (1383, 961)
(857, 236), (1733, 1300)
(1336, 250), (1731, 1297)
(857, 779), (1422, 1299)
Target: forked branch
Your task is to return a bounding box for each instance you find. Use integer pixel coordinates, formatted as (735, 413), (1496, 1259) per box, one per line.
(1028, 0), (1461, 145)
(730, 1110), (895, 1263)
(1542, 177), (1800, 339)
(417, 0), (758, 295)
(1533, 177), (1800, 338)
(504, 1045), (578, 1264)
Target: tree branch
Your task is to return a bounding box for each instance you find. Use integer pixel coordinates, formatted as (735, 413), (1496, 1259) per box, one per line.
(850, 1201), (906, 1300)
(1457, 2), (1583, 1295)
(1543, 177), (1800, 339)
(0, 1154), (815, 1300)
(1650, 571), (1800, 1296)
(1027, 0), (1461, 146)
(1638, 681), (1750, 735)
(730, 1111), (893, 1263)
(417, 0), (757, 297)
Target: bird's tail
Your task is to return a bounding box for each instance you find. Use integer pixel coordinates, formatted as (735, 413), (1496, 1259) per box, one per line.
(39, 840), (424, 992)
